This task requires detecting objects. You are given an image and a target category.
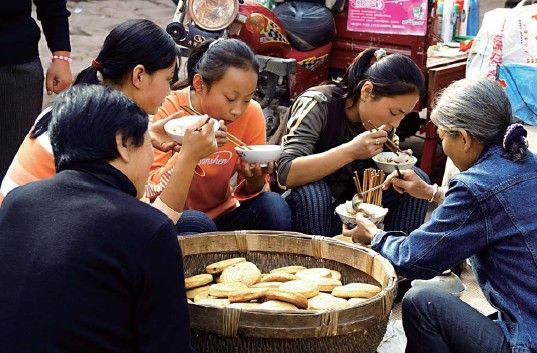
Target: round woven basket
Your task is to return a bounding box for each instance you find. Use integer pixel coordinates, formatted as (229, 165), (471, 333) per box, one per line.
(179, 231), (397, 353)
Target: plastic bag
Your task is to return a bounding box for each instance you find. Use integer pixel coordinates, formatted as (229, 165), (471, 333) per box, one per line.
(498, 64), (537, 125)
(465, 8), (508, 79)
(501, 1), (537, 64)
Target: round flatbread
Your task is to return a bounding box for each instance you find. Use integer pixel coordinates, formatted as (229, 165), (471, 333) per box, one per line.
(206, 257), (246, 274)
(194, 298), (230, 308)
(348, 297), (368, 305)
(228, 288), (268, 303)
(308, 293), (350, 310)
(269, 266), (307, 275)
(331, 283), (382, 299)
(220, 261), (261, 286)
(193, 292), (217, 302)
(279, 280), (319, 299)
(251, 281), (283, 289)
(259, 300), (299, 311)
(311, 277), (342, 292)
(259, 272), (296, 283)
(185, 273), (213, 289)
(209, 282), (249, 297)
(330, 270), (342, 281)
(265, 289), (308, 309)
(186, 284), (210, 300)
(295, 268), (332, 280)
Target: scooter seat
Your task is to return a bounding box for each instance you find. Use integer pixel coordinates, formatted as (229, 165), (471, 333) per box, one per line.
(273, 1), (336, 52)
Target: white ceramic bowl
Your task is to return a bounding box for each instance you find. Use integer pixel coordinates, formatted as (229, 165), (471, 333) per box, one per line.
(372, 152), (418, 174)
(164, 115), (220, 144)
(335, 202), (388, 227)
(234, 145), (283, 167)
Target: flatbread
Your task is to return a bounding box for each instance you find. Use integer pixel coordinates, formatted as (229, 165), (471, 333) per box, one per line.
(185, 273), (213, 289)
(209, 282), (249, 297)
(206, 257), (246, 274)
(279, 280), (319, 299)
(220, 261), (261, 286)
(269, 266), (307, 274)
(331, 283), (382, 299)
(308, 293), (350, 310)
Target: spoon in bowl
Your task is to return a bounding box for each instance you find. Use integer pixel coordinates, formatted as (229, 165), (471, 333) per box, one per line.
(351, 184), (385, 211)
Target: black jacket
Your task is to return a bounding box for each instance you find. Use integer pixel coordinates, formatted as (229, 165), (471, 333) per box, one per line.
(0, 161), (194, 353)
(0, 0), (71, 66)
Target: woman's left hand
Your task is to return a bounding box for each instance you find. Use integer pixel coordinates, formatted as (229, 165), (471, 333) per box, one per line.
(215, 120), (228, 147)
(237, 159), (274, 193)
(342, 213), (379, 245)
(46, 52), (72, 95)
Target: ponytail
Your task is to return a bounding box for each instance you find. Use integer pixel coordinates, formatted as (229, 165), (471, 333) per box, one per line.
(334, 47), (424, 104)
(172, 38), (258, 90)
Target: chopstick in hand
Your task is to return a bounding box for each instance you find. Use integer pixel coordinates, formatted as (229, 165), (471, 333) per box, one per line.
(180, 105), (251, 150)
(364, 120), (401, 155)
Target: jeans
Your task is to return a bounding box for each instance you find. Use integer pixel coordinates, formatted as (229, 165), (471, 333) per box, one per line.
(175, 210), (217, 235)
(402, 286), (511, 353)
(215, 191), (292, 231)
(285, 168), (429, 236)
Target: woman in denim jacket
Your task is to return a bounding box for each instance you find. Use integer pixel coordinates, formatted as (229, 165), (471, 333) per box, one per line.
(349, 77), (537, 353)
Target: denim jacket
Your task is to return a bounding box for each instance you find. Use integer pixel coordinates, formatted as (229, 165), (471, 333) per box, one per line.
(372, 145), (537, 352)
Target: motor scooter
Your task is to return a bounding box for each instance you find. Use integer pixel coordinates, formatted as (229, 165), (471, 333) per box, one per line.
(166, 0), (335, 139)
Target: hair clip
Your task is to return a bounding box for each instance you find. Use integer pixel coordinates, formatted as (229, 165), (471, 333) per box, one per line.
(91, 59), (102, 71)
(374, 48), (387, 62)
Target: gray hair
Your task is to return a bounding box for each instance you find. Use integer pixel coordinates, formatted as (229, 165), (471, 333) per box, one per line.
(431, 77), (512, 146)
(431, 77), (529, 161)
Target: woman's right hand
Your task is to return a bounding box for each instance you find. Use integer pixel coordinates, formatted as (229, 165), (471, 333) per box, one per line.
(344, 128), (388, 160)
(180, 117), (218, 161)
(383, 169), (434, 200)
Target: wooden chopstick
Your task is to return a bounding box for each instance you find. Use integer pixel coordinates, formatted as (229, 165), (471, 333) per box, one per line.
(179, 104), (252, 150)
(364, 120), (401, 155)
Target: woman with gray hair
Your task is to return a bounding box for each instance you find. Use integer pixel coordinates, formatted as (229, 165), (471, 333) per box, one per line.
(348, 77), (537, 352)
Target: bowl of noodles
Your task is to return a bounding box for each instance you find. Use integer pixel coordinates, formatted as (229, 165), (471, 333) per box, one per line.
(372, 152), (417, 174)
(335, 201), (388, 228)
(164, 115), (220, 144)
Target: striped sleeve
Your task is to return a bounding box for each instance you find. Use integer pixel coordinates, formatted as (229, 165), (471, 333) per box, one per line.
(276, 93), (328, 188)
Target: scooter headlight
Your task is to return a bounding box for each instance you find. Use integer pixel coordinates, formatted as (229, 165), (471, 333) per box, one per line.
(188, 0), (239, 31)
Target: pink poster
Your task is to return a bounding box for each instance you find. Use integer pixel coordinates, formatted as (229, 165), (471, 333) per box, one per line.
(347, 0), (428, 36)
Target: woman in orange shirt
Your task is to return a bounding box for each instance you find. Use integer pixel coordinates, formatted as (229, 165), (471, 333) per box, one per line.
(148, 39), (291, 232)
(0, 19), (217, 226)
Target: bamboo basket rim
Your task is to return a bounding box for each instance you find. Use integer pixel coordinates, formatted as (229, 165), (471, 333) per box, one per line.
(178, 231), (397, 339)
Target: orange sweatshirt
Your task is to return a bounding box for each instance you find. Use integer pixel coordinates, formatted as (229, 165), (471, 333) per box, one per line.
(146, 87), (267, 219)
(0, 109), (182, 223)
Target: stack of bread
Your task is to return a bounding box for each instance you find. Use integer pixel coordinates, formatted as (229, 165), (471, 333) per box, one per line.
(185, 257), (382, 311)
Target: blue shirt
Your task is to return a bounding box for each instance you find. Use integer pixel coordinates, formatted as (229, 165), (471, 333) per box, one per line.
(372, 145), (537, 351)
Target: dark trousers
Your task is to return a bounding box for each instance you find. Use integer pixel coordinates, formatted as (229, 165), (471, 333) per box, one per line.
(0, 59), (44, 179)
(176, 191), (292, 234)
(285, 168), (430, 236)
(402, 286), (510, 353)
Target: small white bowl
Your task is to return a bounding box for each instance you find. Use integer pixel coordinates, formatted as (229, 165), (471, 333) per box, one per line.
(335, 202), (388, 227)
(164, 115), (220, 144)
(234, 145), (283, 167)
(372, 152), (417, 174)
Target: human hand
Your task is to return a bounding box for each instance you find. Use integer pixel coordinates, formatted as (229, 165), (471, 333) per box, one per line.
(215, 120), (228, 147)
(237, 159), (274, 193)
(383, 169), (433, 200)
(45, 53), (72, 95)
(344, 128), (388, 160)
(342, 213), (379, 245)
(149, 113), (183, 152)
(180, 116), (218, 161)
